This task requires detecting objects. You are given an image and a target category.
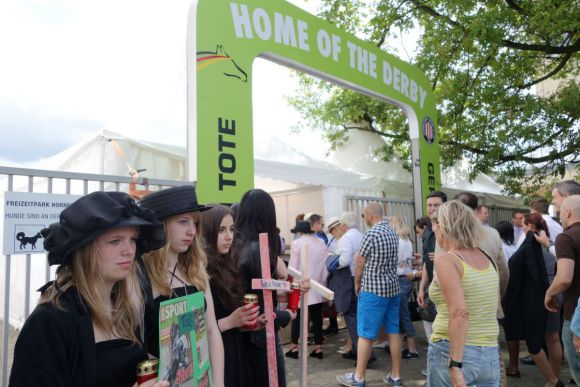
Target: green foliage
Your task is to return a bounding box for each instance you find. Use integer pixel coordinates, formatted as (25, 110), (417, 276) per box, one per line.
(289, 0), (579, 196)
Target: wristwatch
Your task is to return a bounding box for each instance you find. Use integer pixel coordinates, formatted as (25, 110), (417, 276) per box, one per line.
(448, 358), (463, 369)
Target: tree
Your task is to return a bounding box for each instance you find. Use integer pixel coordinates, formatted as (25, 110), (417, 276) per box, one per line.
(289, 0), (579, 196)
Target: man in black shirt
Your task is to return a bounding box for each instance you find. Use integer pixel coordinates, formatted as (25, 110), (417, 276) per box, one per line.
(417, 191), (447, 339)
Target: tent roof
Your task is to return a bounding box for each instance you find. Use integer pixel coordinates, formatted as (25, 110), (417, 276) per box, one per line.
(32, 129), (524, 207)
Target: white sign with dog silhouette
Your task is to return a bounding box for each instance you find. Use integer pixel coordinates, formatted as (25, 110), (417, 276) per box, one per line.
(2, 192), (80, 255)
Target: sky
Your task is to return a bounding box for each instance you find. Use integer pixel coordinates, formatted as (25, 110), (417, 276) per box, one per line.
(0, 0), (417, 166)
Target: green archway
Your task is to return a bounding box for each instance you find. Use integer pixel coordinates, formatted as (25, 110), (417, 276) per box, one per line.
(188, 0), (440, 217)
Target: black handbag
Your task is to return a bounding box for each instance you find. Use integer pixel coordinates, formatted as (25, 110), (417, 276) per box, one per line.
(417, 292), (437, 322)
(408, 288), (422, 322)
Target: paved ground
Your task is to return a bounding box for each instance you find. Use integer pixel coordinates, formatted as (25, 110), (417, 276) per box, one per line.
(283, 321), (575, 387)
(1, 319), (576, 386)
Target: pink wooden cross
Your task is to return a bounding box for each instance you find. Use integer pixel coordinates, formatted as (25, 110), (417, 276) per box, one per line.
(249, 233), (281, 387)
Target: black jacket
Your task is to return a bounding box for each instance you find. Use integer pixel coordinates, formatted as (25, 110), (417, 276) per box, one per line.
(503, 231), (549, 354)
(9, 287), (99, 387)
(327, 265), (355, 314)
(422, 226), (436, 282)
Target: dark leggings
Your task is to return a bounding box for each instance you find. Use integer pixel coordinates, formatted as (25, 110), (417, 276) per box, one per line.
(291, 302), (324, 345)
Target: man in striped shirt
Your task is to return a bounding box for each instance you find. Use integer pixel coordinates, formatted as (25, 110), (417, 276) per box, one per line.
(337, 202), (403, 387)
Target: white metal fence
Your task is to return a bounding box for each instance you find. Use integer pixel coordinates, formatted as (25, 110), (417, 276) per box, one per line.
(346, 195), (527, 250)
(0, 165), (187, 387)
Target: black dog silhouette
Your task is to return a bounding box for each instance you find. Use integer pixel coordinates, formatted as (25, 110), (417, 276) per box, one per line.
(16, 232), (43, 249)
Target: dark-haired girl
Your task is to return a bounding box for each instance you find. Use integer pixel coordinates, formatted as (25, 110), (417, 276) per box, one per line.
(202, 205), (259, 387)
(235, 189), (296, 387)
(494, 221), (518, 261)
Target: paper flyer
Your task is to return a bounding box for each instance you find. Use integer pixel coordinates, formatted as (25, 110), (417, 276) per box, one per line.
(159, 292), (212, 387)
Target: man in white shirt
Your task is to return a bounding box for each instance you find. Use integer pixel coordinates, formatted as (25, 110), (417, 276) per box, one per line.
(476, 205), (490, 225)
(512, 211), (525, 242)
(327, 212), (370, 362)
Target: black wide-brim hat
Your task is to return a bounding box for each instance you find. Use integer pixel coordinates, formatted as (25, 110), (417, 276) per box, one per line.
(41, 191), (166, 266)
(139, 185), (210, 220)
(291, 220), (314, 234)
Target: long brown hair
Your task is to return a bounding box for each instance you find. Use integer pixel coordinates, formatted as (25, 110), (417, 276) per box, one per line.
(40, 241), (143, 343)
(142, 212), (208, 296)
(202, 205), (243, 311)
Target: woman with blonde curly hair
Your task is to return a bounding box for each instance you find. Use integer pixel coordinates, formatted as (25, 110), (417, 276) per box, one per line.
(427, 200), (500, 387)
(140, 185), (224, 386)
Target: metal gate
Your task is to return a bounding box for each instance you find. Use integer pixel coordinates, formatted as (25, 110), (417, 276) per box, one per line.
(0, 165), (187, 387)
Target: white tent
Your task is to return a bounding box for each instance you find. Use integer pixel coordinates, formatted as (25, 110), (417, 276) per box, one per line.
(27, 129), (524, 236)
(1, 129), (525, 328)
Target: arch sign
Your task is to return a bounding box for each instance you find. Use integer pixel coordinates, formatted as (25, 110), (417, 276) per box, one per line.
(188, 0), (441, 217)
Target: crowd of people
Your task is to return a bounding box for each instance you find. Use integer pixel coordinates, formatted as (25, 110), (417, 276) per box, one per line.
(7, 179), (580, 387)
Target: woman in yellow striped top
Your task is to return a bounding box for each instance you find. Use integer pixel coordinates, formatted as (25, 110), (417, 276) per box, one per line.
(427, 200), (500, 387)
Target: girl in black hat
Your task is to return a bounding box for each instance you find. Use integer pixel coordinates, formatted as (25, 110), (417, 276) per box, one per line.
(9, 191), (168, 387)
(201, 204), (259, 387)
(235, 189), (296, 387)
(139, 185), (224, 386)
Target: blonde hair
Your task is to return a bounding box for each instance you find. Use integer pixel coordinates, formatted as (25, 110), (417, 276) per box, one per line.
(40, 241), (143, 343)
(142, 212), (208, 296)
(389, 214), (410, 240)
(435, 200), (482, 249)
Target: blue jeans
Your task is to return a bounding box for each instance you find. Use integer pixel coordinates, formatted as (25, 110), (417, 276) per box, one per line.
(398, 277), (416, 337)
(563, 319), (580, 384)
(427, 340), (499, 387)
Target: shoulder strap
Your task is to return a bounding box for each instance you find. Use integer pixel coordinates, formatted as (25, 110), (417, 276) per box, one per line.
(447, 250), (464, 262)
(477, 248), (497, 272)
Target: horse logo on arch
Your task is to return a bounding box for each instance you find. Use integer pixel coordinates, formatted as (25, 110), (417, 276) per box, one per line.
(196, 45), (248, 82)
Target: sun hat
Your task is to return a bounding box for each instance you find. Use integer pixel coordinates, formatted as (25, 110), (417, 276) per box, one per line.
(290, 220), (314, 234)
(139, 185), (210, 220)
(41, 191), (165, 266)
(326, 217), (341, 232)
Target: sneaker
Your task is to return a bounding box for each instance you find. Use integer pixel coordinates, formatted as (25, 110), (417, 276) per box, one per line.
(342, 350), (356, 359)
(421, 369), (427, 377)
(383, 373), (403, 386)
(337, 372), (365, 387)
(372, 340), (389, 349)
(401, 349), (419, 359)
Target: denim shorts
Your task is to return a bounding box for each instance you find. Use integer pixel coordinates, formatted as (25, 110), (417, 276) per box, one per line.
(427, 340), (499, 387)
(357, 291), (400, 340)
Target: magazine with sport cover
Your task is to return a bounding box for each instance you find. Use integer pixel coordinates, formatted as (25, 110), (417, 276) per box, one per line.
(158, 292), (212, 387)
